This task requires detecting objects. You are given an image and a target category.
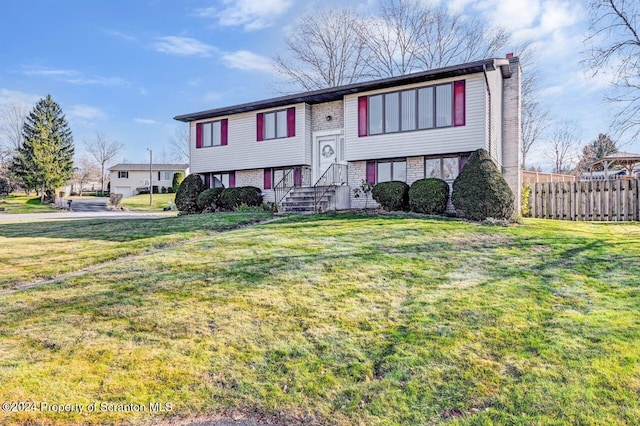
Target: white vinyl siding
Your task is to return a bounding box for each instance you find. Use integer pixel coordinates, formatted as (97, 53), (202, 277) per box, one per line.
(345, 75), (485, 162)
(190, 103), (308, 174)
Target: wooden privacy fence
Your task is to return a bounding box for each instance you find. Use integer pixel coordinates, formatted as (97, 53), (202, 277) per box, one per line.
(528, 179), (639, 221)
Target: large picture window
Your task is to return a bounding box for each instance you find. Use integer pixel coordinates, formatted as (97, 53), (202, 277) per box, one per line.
(358, 80), (465, 137)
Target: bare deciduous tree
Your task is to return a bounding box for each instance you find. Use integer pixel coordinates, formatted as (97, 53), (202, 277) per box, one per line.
(72, 156), (100, 196)
(584, 0), (640, 139)
(0, 103), (28, 152)
(274, 9), (371, 91)
(168, 126), (190, 163)
(85, 131), (122, 195)
(547, 122), (582, 174)
(0, 103), (29, 172)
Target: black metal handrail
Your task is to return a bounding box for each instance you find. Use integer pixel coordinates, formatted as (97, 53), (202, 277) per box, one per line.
(313, 163), (348, 213)
(274, 167), (313, 206)
(274, 168), (294, 206)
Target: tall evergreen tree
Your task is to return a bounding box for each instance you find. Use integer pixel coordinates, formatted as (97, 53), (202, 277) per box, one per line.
(11, 95), (74, 202)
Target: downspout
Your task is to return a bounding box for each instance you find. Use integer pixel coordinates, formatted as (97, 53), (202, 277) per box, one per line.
(483, 64), (492, 156)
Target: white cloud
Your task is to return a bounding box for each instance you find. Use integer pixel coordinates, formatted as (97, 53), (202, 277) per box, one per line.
(153, 36), (216, 57)
(67, 105), (105, 121)
(22, 67), (128, 87)
(196, 0), (294, 31)
(134, 118), (157, 125)
(105, 29), (136, 41)
(221, 50), (275, 73)
(0, 89), (41, 108)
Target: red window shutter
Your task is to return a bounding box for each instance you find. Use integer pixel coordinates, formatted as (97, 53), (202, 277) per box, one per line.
(229, 171), (236, 188)
(263, 169), (272, 189)
(256, 113), (264, 141)
(196, 123), (203, 148)
(366, 161), (376, 184)
(453, 80), (465, 127)
(358, 96), (368, 137)
(221, 119), (228, 146)
(287, 107), (296, 137)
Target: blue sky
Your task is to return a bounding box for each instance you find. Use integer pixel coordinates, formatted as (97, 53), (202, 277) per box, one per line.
(0, 0), (633, 169)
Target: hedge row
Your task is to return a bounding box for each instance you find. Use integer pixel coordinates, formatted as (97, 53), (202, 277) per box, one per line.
(176, 175), (263, 214)
(371, 149), (514, 220)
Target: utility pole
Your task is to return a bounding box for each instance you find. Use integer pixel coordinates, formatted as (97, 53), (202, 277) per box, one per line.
(147, 148), (153, 206)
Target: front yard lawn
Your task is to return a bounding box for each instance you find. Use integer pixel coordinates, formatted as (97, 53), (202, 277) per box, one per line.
(120, 193), (176, 211)
(0, 193), (58, 214)
(0, 213), (638, 425)
(0, 212), (272, 289)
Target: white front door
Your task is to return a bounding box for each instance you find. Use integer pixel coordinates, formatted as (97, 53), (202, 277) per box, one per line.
(317, 136), (337, 180)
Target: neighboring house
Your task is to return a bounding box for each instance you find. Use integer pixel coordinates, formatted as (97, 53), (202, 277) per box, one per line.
(174, 56), (521, 213)
(108, 163), (189, 197)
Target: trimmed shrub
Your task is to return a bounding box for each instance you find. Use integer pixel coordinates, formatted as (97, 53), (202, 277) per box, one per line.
(371, 181), (409, 211)
(409, 178), (449, 215)
(197, 188), (224, 212)
(172, 172), (185, 193)
(219, 186), (263, 211)
(175, 174), (206, 214)
(452, 148), (514, 220)
(161, 186), (167, 194)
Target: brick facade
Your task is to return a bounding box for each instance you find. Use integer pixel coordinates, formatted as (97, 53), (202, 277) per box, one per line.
(406, 156), (424, 185)
(501, 59), (522, 215)
(311, 101), (344, 132)
(348, 161), (379, 209)
(236, 169), (264, 189)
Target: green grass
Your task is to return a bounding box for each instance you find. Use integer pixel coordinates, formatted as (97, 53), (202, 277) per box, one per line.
(0, 212), (273, 290)
(120, 193), (176, 211)
(0, 193), (58, 214)
(0, 214), (639, 425)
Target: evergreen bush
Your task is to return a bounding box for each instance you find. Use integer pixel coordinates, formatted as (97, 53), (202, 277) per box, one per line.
(175, 174), (205, 214)
(219, 186), (263, 211)
(197, 188), (224, 212)
(451, 148), (514, 220)
(371, 181), (409, 211)
(409, 178), (449, 215)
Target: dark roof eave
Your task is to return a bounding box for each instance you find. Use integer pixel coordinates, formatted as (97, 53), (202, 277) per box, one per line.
(174, 59), (497, 122)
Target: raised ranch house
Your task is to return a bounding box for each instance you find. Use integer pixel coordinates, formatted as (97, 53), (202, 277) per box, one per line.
(108, 163), (189, 198)
(175, 56), (521, 213)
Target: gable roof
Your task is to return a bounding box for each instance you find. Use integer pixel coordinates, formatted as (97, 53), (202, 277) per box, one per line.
(109, 163), (189, 172)
(174, 58), (514, 123)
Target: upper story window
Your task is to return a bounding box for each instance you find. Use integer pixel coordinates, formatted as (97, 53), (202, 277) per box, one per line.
(358, 80), (465, 137)
(196, 119), (228, 148)
(257, 107), (296, 141)
(118, 171), (128, 179)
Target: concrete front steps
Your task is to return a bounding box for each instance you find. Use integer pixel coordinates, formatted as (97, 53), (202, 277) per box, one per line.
(279, 187), (336, 214)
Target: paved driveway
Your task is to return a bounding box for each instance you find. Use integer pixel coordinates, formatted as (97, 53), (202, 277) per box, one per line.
(66, 197), (109, 212)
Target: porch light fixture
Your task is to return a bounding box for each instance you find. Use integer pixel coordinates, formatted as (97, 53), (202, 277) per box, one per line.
(326, 115), (332, 121)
